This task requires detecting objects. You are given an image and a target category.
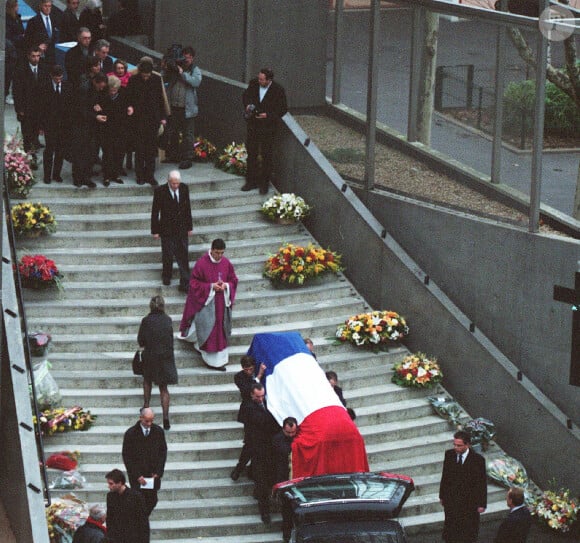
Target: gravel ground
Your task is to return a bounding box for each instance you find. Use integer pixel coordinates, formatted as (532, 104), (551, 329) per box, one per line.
(295, 114), (564, 234)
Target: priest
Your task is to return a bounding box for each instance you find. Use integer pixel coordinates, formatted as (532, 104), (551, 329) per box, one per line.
(179, 239), (238, 370)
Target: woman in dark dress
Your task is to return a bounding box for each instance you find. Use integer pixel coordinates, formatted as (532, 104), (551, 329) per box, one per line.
(137, 295), (177, 430)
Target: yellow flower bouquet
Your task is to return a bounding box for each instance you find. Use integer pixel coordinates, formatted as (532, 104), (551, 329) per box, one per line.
(533, 486), (578, 532)
(336, 310), (409, 347)
(264, 243), (343, 285)
(392, 352), (442, 388)
(11, 201), (56, 237)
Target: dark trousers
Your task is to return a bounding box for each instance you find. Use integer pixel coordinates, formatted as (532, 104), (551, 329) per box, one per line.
(166, 107), (195, 161)
(102, 141), (125, 180)
(71, 127), (97, 185)
(19, 114), (41, 153)
(43, 128), (65, 181)
(252, 450), (274, 517)
(161, 234), (190, 287)
(135, 124), (158, 182)
(246, 133), (273, 190)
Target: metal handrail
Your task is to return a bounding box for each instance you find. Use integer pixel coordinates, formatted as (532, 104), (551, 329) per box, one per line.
(3, 187), (51, 506)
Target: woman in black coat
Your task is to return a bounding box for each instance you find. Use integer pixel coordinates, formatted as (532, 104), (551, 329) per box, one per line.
(137, 295), (177, 430)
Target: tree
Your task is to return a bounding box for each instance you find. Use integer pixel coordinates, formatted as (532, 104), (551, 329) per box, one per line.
(496, 0), (580, 218)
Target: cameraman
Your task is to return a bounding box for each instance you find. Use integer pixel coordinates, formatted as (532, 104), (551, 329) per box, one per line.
(164, 46), (202, 170)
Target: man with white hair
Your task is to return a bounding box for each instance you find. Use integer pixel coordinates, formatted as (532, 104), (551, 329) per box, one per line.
(72, 503), (107, 542)
(151, 170), (193, 292)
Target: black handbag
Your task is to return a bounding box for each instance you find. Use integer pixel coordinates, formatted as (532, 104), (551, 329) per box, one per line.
(132, 350), (143, 375)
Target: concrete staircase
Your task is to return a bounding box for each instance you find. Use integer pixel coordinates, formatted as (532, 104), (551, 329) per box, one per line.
(18, 163), (506, 542)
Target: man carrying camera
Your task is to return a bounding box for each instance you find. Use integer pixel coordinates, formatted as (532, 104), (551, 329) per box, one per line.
(164, 46), (202, 170)
(241, 68), (287, 195)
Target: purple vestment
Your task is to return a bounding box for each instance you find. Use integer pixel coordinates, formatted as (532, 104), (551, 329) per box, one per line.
(179, 252), (238, 355)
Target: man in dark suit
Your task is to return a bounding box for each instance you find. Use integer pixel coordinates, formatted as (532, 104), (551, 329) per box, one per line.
(39, 64), (71, 184)
(243, 383), (281, 525)
(122, 408), (168, 517)
(495, 487), (531, 543)
(24, 0), (60, 66)
(151, 170), (193, 292)
(92, 38), (113, 74)
(64, 27), (92, 89)
(439, 430), (487, 543)
(13, 46), (48, 161)
(59, 0), (81, 43)
(242, 68), (288, 194)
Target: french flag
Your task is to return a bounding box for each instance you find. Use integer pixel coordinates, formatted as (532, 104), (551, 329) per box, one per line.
(247, 332), (369, 478)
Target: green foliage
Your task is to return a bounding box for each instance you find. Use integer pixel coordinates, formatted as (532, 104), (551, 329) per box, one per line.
(503, 80), (580, 136)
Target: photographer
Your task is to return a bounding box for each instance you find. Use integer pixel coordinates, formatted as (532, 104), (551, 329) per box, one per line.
(163, 46), (202, 170)
(241, 68), (287, 195)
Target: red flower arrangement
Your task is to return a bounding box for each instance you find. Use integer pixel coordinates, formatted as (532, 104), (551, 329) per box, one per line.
(193, 136), (217, 162)
(17, 254), (63, 290)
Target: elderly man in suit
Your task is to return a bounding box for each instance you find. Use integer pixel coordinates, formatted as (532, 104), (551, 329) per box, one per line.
(241, 67), (287, 194)
(24, 0), (60, 65)
(439, 430), (487, 543)
(122, 407), (168, 517)
(60, 0), (81, 43)
(151, 170), (193, 292)
(65, 27), (92, 89)
(93, 38), (113, 74)
(494, 487), (531, 543)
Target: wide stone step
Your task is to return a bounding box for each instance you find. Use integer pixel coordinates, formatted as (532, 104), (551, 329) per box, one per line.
(54, 205), (264, 232)
(19, 234), (313, 265)
(16, 220), (298, 249)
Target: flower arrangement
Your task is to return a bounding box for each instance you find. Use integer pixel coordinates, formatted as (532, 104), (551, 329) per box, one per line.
(428, 395), (463, 425)
(462, 417), (496, 449)
(392, 352), (442, 388)
(17, 254), (63, 290)
(487, 455), (529, 488)
(336, 310), (409, 347)
(193, 136), (217, 162)
(215, 142), (247, 176)
(27, 331), (52, 357)
(532, 486), (578, 532)
(11, 202), (57, 236)
(46, 495), (88, 543)
(34, 406), (96, 435)
(261, 193), (312, 222)
(264, 243), (343, 285)
(4, 133), (35, 198)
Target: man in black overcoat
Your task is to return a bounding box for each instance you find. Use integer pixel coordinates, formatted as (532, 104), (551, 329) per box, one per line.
(243, 383), (281, 525)
(24, 0), (60, 66)
(241, 68), (288, 194)
(59, 0), (81, 43)
(151, 170), (193, 292)
(64, 27), (92, 89)
(494, 487), (531, 543)
(106, 468), (149, 543)
(126, 58), (166, 185)
(122, 408), (168, 517)
(439, 430), (487, 543)
(39, 64), (71, 184)
(13, 46), (48, 158)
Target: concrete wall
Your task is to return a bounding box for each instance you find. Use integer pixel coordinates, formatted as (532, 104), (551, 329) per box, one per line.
(152, 0), (327, 108)
(363, 191), (580, 427)
(273, 116), (580, 494)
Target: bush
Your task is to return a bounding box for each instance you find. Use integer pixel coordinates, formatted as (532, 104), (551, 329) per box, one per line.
(503, 79), (580, 137)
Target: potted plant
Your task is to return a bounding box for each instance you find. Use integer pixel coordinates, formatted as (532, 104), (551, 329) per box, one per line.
(264, 243), (343, 286)
(336, 310), (409, 348)
(11, 202), (57, 237)
(392, 352), (442, 388)
(17, 254), (64, 290)
(215, 142), (247, 176)
(261, 193), (312, 224)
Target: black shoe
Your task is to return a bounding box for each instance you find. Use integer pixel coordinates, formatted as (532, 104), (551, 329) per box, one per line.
(113, 178), (124, 184)
(149, 178), (159, 186)
(84, 180), (97, 188)
(103, 180), (110, 187)
(178, 284), (188, 293)
(162, 279), (171, 286)
(261, 513), (271, 525)
(52, 176), (63, 183)
(43, 178), (51, 184)
(73, 180), (82, 187)
(163, 418), (171, 431)
(230, 467), (241, 481)
(179, 160), (193, 169)
(204, 362), (226, 372)
(137, 179), (145, 185)
(241, 183), (257, 192)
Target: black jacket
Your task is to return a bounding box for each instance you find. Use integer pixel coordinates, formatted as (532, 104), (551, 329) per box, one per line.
(495, 506), (532, 543)
(242, 79), (288, 136)
(151, 183), (193, 237)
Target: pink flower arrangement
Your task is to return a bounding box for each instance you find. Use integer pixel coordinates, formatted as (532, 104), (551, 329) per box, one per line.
(4, 134), (35, 198)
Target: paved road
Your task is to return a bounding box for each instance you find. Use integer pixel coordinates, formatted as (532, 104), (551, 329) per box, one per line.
(326, 5), (580, 216)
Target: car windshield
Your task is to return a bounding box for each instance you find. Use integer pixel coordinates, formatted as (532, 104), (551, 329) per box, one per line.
(287, 474), (404, 504)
